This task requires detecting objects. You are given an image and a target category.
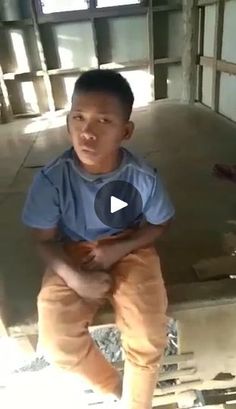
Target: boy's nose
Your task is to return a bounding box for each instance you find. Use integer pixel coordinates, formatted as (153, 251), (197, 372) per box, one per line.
(81, 123), (96, 140)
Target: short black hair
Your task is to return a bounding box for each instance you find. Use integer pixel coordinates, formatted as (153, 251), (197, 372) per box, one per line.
(72, 69), (134, 120)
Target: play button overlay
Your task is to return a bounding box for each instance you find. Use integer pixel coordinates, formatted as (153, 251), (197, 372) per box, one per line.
(110, 196), (128, 213)
(95, 181), (143, 229)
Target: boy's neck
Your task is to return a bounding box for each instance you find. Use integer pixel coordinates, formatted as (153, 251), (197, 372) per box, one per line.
(78, 149), (123, 175)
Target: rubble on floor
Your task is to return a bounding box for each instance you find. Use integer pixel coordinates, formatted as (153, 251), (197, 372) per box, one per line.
(12, 318), (178, 377)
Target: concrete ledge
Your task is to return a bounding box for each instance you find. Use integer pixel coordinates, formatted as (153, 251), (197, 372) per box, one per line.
(168, 278), (236, 311)
(7, 278), (236, 335)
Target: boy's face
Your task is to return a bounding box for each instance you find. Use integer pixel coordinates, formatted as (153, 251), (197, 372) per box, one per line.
(67, 91), (134, 166)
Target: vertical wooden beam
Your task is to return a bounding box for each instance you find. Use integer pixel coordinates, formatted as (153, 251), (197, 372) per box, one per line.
(154, 64), (168, 99)
(198, 6), (205, 102)
(0, 64), (13, 123)
(152, 11), (168, 100)
(182, 0), (199, 103)
(0, 276), (9, 336)
(148, 0), (155, 101)
(30, 0), (55, 113)
(211, 0), (224, 112)
(90, 0), (100, 68)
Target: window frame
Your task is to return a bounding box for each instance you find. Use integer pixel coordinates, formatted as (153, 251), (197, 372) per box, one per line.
(35, 0), (148, 21)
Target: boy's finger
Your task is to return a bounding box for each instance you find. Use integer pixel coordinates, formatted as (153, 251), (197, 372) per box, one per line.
(81, 252), (95, 265)
(85, 261), (99, 270)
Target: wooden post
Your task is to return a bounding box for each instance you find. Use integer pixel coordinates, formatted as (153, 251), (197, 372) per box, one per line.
(198, 6), (205, 102)
(211, 0), (224, 112)
(148, 0), (155, 101)
(182, 0), (199, 103)
(0, 275), (9, 336)
(0, 64), (13, 123)
(90, 0), (100, 69)
(30, 0), (55, 113)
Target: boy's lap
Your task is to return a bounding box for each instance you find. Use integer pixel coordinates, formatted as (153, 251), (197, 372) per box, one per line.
(111, 246), (162, 286)
(37, 245), (166, 321)
(110, 246), (167, 312)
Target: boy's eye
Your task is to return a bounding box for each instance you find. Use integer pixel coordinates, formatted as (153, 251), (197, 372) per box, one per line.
(99, 118), (111, 124)
(73, 114), (84, 121)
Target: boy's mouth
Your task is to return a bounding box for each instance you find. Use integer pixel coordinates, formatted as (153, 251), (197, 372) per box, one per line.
(80, 147), (97, 156)
(82, 147), (96, 152)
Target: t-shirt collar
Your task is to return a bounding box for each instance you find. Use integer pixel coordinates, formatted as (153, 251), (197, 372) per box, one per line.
(69, 147), (127, 182)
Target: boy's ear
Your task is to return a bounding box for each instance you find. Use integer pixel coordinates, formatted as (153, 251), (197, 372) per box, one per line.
(123, 121), (134, 140)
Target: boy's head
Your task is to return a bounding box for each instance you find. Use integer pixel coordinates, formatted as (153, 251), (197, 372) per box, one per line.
(67, 69), (134, 167)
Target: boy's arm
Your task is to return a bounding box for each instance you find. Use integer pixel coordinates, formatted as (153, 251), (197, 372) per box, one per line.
(31, 227), (111, 299)
(31, 227), (82, 288)
(116, 219), (172, 255)
(81, 219), (172, 271)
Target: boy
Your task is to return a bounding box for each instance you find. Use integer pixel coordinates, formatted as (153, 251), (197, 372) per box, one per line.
(22, 70), (175, 409)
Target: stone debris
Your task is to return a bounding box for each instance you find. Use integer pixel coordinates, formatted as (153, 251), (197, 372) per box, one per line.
(13, 318), (178, 375)
(90, 326), (122, 363)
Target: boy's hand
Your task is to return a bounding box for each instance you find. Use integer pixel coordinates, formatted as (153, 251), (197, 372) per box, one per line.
(81, 242), (127, 271)
(77, 270), (112, 300)
(59, 262), (112, 299)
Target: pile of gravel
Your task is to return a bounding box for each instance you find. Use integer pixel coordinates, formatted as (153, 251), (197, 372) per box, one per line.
(13, 319), (178, 375)
(90, 326), (122, 363)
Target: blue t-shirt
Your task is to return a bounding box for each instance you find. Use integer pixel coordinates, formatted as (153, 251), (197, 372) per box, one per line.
(22, 147), (175, 241)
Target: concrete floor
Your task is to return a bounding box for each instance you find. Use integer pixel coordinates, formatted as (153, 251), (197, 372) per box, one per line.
(1, 101), (236, 325)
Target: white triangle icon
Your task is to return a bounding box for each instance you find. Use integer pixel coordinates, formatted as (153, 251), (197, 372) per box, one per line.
(110, 196), (128, 214)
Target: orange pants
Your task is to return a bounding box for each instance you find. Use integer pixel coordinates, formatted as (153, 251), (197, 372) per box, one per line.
(37, 233), (168, 409)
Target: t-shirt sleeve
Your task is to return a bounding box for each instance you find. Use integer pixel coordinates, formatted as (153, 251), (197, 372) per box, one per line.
(22, 170), (60, 229)
(143, 171), (175, 225)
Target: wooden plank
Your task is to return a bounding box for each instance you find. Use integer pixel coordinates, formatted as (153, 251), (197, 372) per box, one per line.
(152, 391), (197, 407)
(47, 60), (149, 77)
(100, 59), (149, 69)
(148, 0), (154, 101)
(154, 57), (181, 65)
(0, 64), (13, 123)
(8, 322), (38, 337)
(0, 318), (8, 337)
(112, 360), (196, 375)
(182, 0), (199, 103)
(163, 353), (194, 365)
(101, 64), (150, 73)
(3, 73), (16, 80)
(206, 393), (236, 405)
(153, 5), (182, 13)
(197, 6), (205, 102)
(200, 56), (236, 75)
(4, 71), (44, 80)
(90, 0), (100, 69)
(154, 380), (203, 396)
(0, 19), (33, 27)
(199, 55), (213, 66)
(217, 60), (236, 76)
(211, 0), (224, 112)
(110, 64), (149, 72)
(91, 17), (99, 68)
(0, 276), (9, 336)
(198, 0), (218, 6)
(159, 368), (197, 382)
(14, 71), (44, 81)
(30, 0), (55, 113)
(48, 68), (83, 77)
(154, 64), (168, 99)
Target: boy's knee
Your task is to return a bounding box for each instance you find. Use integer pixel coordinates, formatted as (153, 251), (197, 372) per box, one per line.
(38, 322), (91, 371)
(37, 299), (90, 370)
(122, 313), (168, 368)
